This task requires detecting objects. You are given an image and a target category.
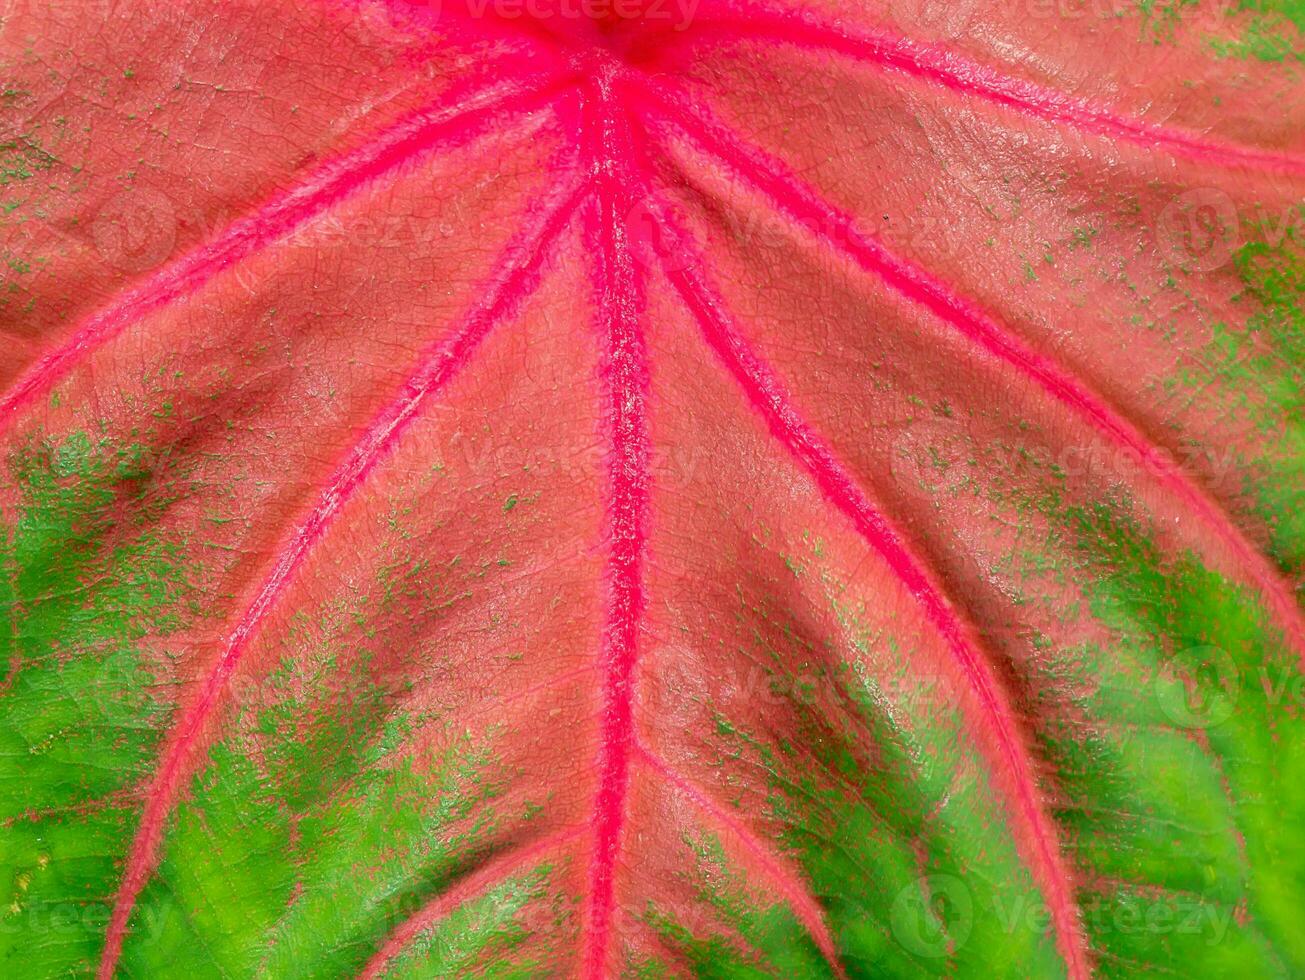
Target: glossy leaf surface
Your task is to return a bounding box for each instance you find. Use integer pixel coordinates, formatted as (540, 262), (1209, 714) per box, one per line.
(1, 0), (1303, 976)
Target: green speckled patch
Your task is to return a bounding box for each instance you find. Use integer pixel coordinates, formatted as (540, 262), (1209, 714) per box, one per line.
(1180, 220), (1304, 568)
(1011, 483), (1305, 976)
(677, 538), (1062, 978)
(1210, 0), (1305, 60)
(118, 628), (515, 977)
(0, 433), (192, 976)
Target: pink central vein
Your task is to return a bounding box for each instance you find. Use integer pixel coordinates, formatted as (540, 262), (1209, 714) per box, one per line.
(580, 74), (652, 980)
(95, 171), (586, 980)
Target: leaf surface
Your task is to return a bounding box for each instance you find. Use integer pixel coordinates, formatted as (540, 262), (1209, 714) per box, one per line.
(1, 0), (1303, 977)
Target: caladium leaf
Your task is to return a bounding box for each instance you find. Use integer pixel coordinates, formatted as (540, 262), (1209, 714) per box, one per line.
(1, 0), (1303, 976)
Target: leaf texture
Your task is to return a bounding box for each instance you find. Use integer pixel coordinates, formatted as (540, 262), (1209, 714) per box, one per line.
(1, 0), (1303, 977)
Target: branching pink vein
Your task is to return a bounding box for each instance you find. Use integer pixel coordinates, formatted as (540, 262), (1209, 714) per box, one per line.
(12, 4), (1294, 974)
(630, 78), (1305, 662)
(579, 74), (653, 980)
(95, 172), (587, 980)
(579, 62), (856, 976)
(637, 2), (1305, 176)
(0, 70), (566, 432)
(357, 827), (584, 980)
(634, 744), (850, 980)
(622, 160), (1091, 978)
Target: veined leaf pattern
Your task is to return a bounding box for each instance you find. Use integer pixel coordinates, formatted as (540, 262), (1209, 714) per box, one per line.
(1, 0), (1302, 977)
